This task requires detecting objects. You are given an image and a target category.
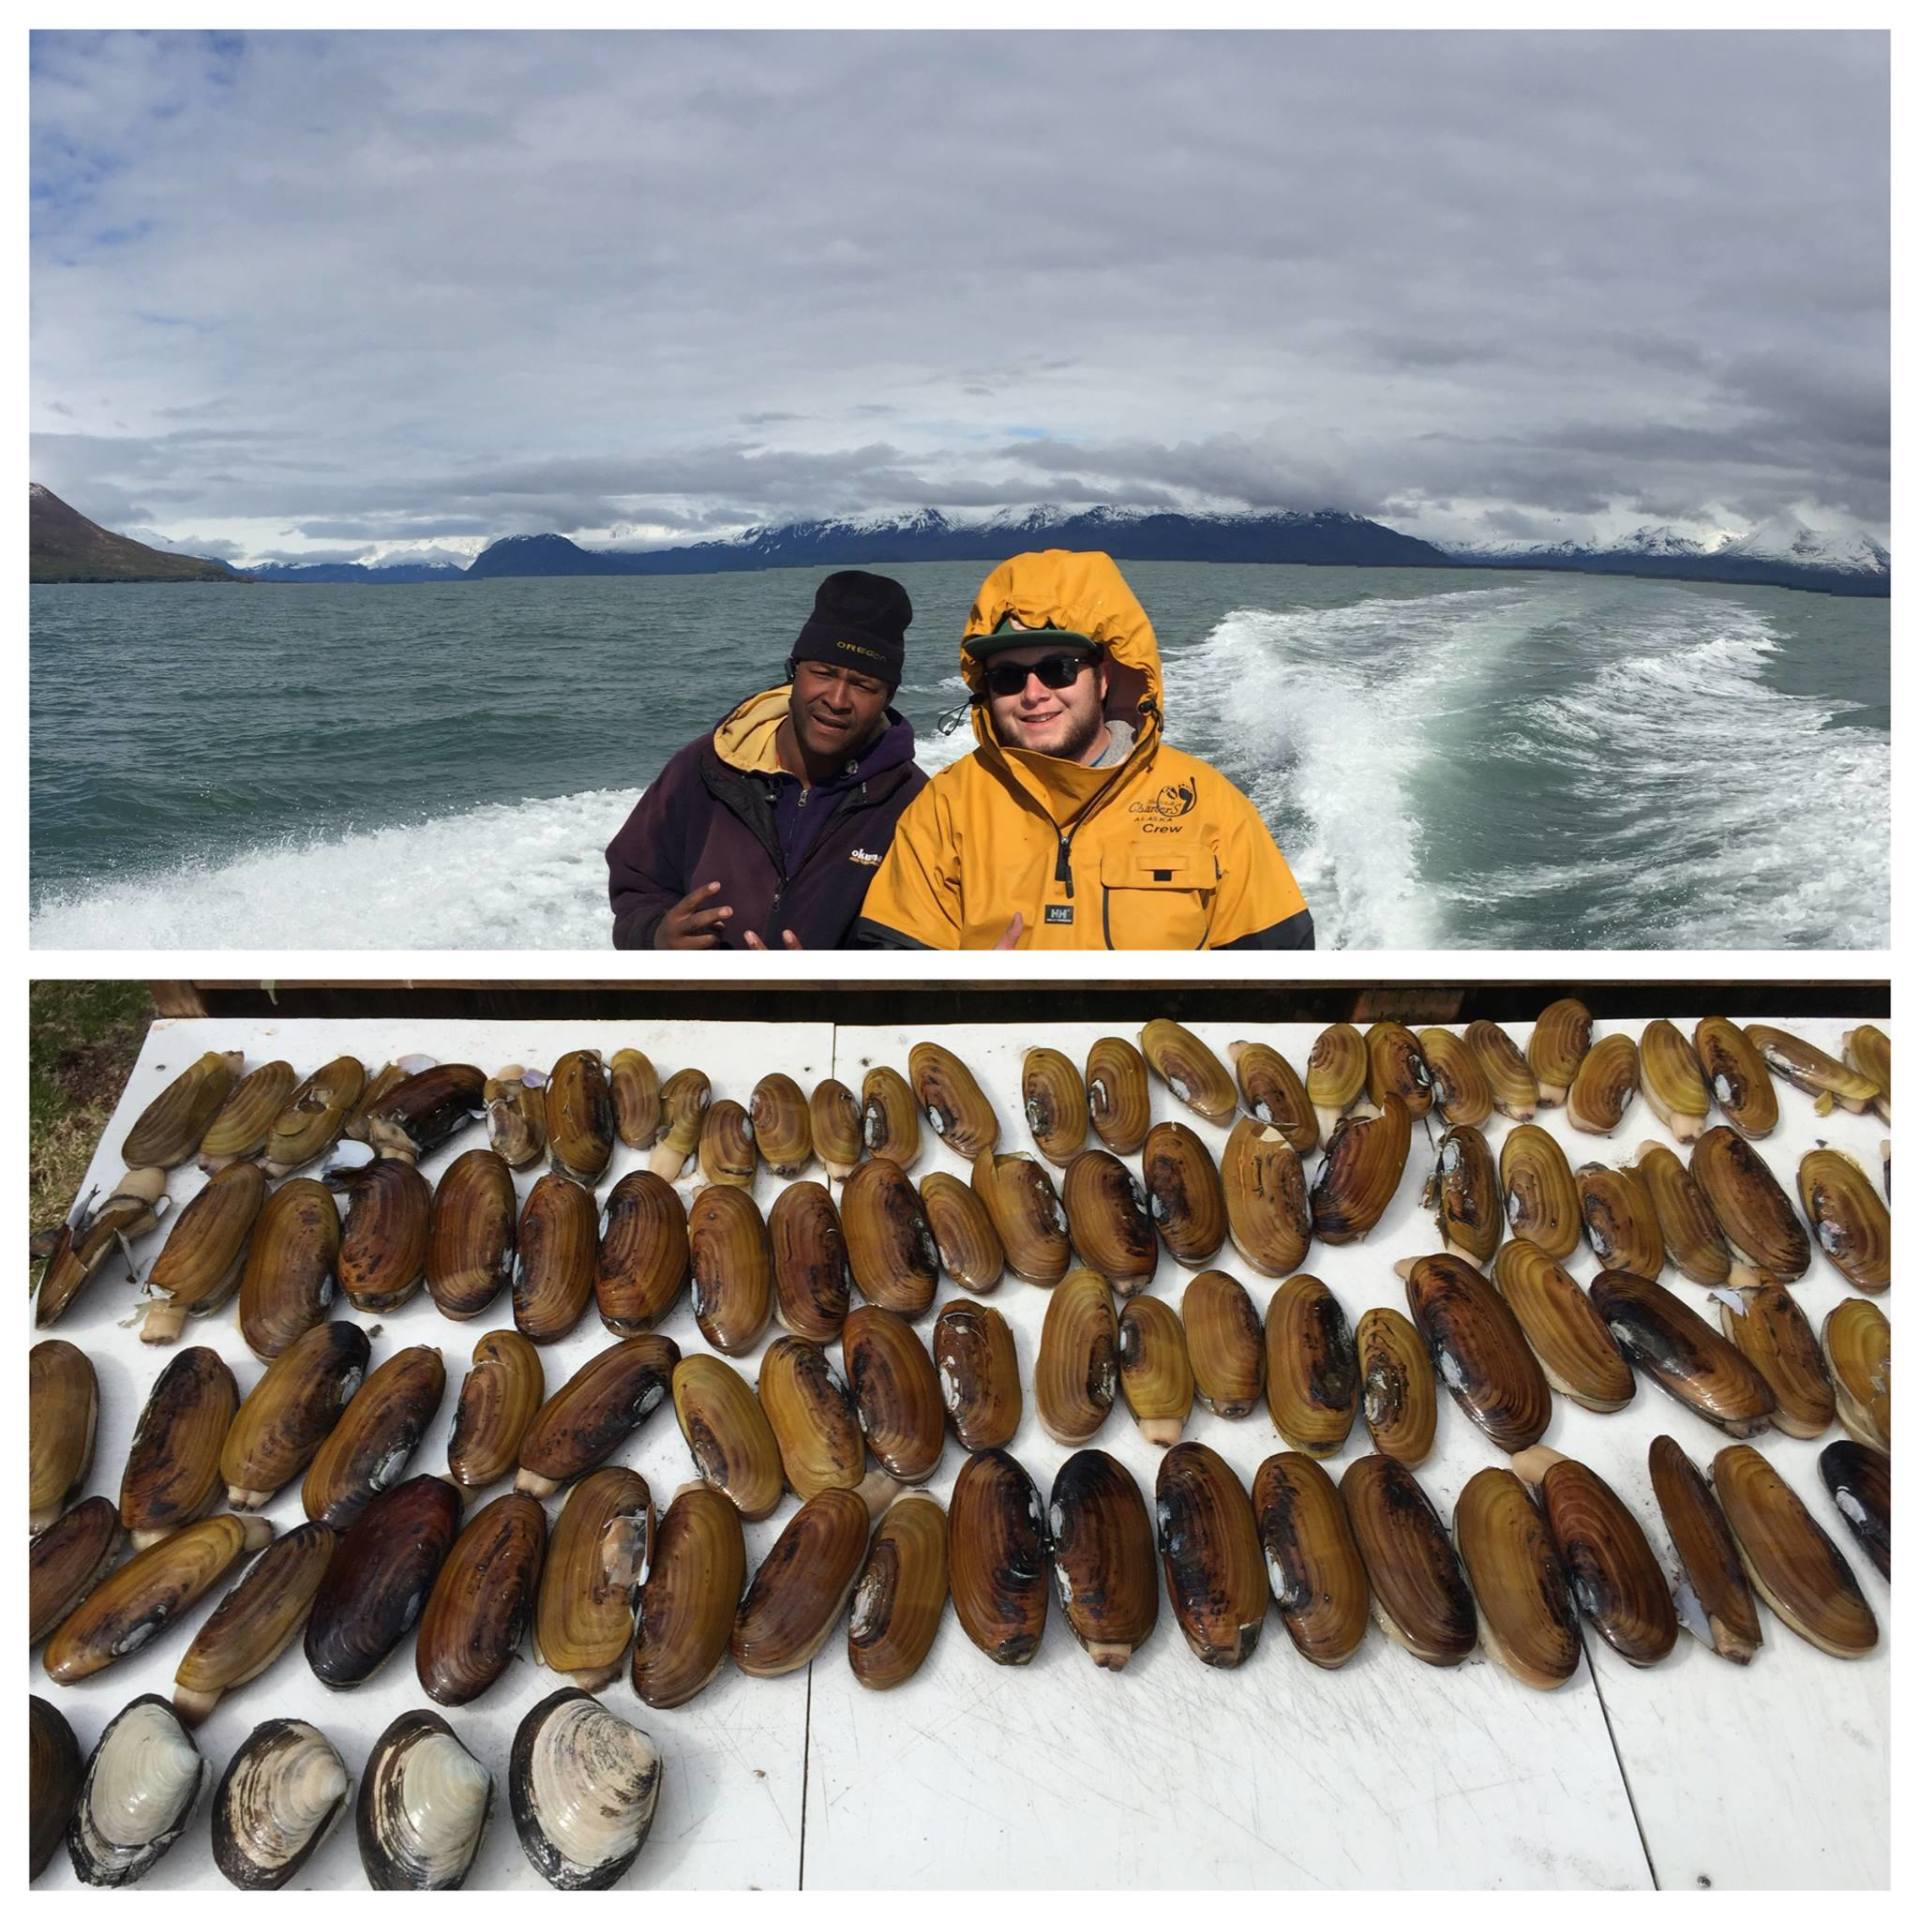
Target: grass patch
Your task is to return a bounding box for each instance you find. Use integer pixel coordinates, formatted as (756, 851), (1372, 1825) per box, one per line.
(30, 981), (154, 1238)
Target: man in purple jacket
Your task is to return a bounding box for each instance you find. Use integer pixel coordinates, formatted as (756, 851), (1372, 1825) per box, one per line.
(605, 571), (927, 949)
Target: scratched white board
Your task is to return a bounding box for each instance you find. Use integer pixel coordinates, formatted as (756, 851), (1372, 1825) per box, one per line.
(29, 1016), (833, 1893)
(804, 1017), (1889, 1891)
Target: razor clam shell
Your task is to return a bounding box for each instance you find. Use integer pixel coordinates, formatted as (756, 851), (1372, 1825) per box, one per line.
(1488, 1240), (1635, 1414)
(304, 1474), (463, 1688)
(173, 1520), (336, 1723)
(120, 1344), (239, 1547)
(807, 1077), (864, 1179)
(1590, 1269), (1776, 1437)
(909, 1041), (1000, 1159)
(1306, 1022), (1367, 1132)
(949, 1447), (1050, 1664)
(971, 1149), (1073, 1285)
(1084, 1034), (1152, 1154)
(652, 1067), (713, 1178)
(222, 1320), (372, 1509)
(932, 1298), (1023, 1451)
(447, 1328), (546, 1489)
(842, 1305), (946, 1484)
(920, 1169), (1006, 1294)
(1822, 1298), (1889, 1451)
(1117, 1294), (1193, 1447)
(1340, 1456), (1477, 1668)
(355, 1709), (492, 1891)
(211, 1717), (349, 1890)
(697, 1097), (758, 1187)
(1818, 1440), (1889, 1583)
(199, 1059), (297, 1170)
(1402, 1252), (1552, 1452)
(516, 1335), (678, 1497)
(513, 1169), (599, 1343)
(1142, 1120), (1229, 1266)
(861, 1064), (921, 1169)
(336, 1157), (430, 1315)
(610, 1048), (661, 1148)
(1425, 1122), (1503, 1266)
(1528, 997), (1592, 1103)
(1454, 1466), (1581, 1690)
(848, 1489), (950, 1689)
(1264, 1272), (1360, 1457)
(1576, 1161), (1665, 1280)
(36, 1167), (169, 1328)
(238, 1175), (342, 1358)
(768, 1178), (853, 1340)
(29, 1338), (98, 1534)
(67, 1694), (206, 1888)
(510, 1688), (662, 1891)
(1061, 1147), (1158, 1293)
(631, 1481), (740, 1708)
(142, 1160), (268, 1340)
(426, 1146), (516, 1319)
(1639, 1018), (1712, 1142)
(1230, 1039), (1319, 1152)
(1748, 1024), (1881, 1111)
(597, 1167), (691, 1334)
(31, 1693), (82, 1881)
(1499, 1123), (1583, 1261)
(545, 1048), (615, 1186)
(415, 1489), (548, 1706)
(1221, 1117), (1313, 1277)
(842, 1156), (942, 1314)
(302, 1343), (447, 1530)
(539, 1466), (654, 1693)
(1022, 1045), (1089, 1165)
(1566, 1033), (1640, 1136)
(1716, 1282), (1834, 1439)
(1632, 1140), (1732, 1284)
(263, 1056), (365, 1175)
(485, 1066), (549, 1169)
(31, 1496), (127, 1646)
(1464, 1019), (1536, 1122)
(1356, 1306), (1438, 1464)
(1689, 1126), (1810, 1280)
(731, 1485), (871, 1677)
(1156, 1441), (1267, 1668)
(123, 1049), (244, 1168)
(687, 1183), (775, 1354)
(1309, 1094), (1412, 1245)
(1416, 1028), (1493, 1130)
(1141, 1018), (1239, 1124)
(1647, 1434), (1761, 1664)
(1182, 1268), (1266, 1418)
(1697, 1017), (1782, 1138)
(1252, 1450), (1370, 1668)
(1034, 1267), (1119, 1445)
(367, 1062), (487, 1163)
(1364, 1020), (1435, 1116)
(1798, 1147), (1890, 1292)
(750, 1070), (812, 1177)
(1048, 1448), (1158, 1669)
(1841, 1024), (1891, 1123)
(1712, 1443), (1877, 1658)
(759, 1334), (869, 1497)
(673, 1353), (786, 1521)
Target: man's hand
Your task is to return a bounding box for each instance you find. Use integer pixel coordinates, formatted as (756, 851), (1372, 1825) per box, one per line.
(742, 929), (804, 950)
(654, 881), (733, 948)
(993, 913), (1025, 949)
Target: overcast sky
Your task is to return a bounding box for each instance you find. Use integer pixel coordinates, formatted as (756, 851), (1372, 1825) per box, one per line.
(30, 29), (1889, 565)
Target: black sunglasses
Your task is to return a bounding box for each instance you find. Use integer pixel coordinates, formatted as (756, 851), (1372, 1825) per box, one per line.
(982, 652), (1094, 699)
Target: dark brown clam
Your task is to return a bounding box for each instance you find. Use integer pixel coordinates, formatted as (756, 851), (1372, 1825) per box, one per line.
(1229, 1039), (1319, 1152)
(1512, 1446), (1676, 1666)
(687, 1183), (774, 1354)
(696, 1097), (758, 1187)
(1355, 1306), (1437, 1464)
(1400, 1252), (1551, 1452)
(120, 1345), (238, 1548)
(447, 1329), (545, 1490)
(305, 1474), (463, 1687)
(540, 1466), (654, 1692)
(29, 1338), (98, 1533)
(1647, 1434), (1761, 1664)
(1454, 1466), (1580, 1689)
(1061, 1147), (1157, 1294)
(1308, 1094), (1411, 1245)
(1117, 1294), (1192, 1446)
(948, 1447), (1049, 1664)
(415, 1489), (548, 1705)
(1818, 1440), (1889, 1583)
(222, 1320), (372, 1510)
(610, 1048), (661, 1149)
(653, 1066), (713, 1180)
(919, 1170), (1006, 1293)
(1488, 1240), (1634, 1413)
(758, 1335), (868, 1497)
(1264, 1273), (1359, 1457)
(842, 1157), (941, 1314)
(1156, 1441), (1267, 1667)
(1034, 1267), (1118, 1445)
(142, 1159), (268, 1342)
(30, 1694), (82, 1881)
(597, 1167), (690, 1333)
(750, 1070), (813, 1177)
(768, 1179), (852, 1340)
(484, 1065), (548, 1169)
(1084, 1035), (1152, 1154)
(841, 1305), (944, 1483)
(336, 1157), (430, 1315)
(730, 1486), (870, 1677)
(545, 1048), (614, 1186)
(35, 1167), (169, 1328)
(1416, 1028), (1493, 1129)
(1527, 997), (1592, 1107)
(807, 1077), (863, 1181)
(1182, 1268), (1265, 1418)
(860, 1064), (921, 1169)
(673, 1354), (785, 1521)
(238, 1176), (342, 1358)
(197, 1060), (296, 1171)
(515, 1336), (679, 1498)
(1576, 1160), (1665, 1279)
(1798, 1147), (1890, 1293)
(1712, 1443), (1877, 1657)
(1716, 1283), (1834, 1439)
(1021, 1046), (1088, 1165)
(1639, 1018), (1712, 1143)
(1423, 1122), (1502, 1266)
(366, 1062), (486, 1163)
(302, 1343), (447, 1530)
(1364, 1020), (1435, 1116)
(1220, 1118), (1312, 1277)
(909, 1041), (999, 1159)
(848, 1490), (949, 1689)
(1589, 1269), (1776, 1437)
(1464, 1018), (1536, 1121)
(1499, 1123), (1582, 1261)
(425, 1147), (516, 1320)
(1048, 1448), (1157, 1669)
(1340, 1454), (1477, 1665)
(1141, 1120), (1228, 1266)
(1141, 1018), (1238, 1124)
(971, 1149), (1073, 1284)
(1632, 1140), (1732, 1284)
(631, 1480), (739, 1708)
(30, 1496), (126, 1645)
(173, 1521), (337, 1723)
(1566, 1032), (1639, 1136)
(1822, 1298), (1889, 1452)
(932, 1298), (1023, 1451)
(122, 1048), (244, 1167)
(1252, 1451), (1369, 1668)
(1690, 1126), (1810, 1281)
(1694, 1018), (1778, 1139)
(513, 1170), (598, 1343)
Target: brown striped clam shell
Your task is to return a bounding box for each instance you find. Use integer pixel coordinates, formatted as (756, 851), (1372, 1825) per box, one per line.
(304, 1475), (461, 1688)
(750, 1070), (812, 1177)
(609, 1048), (661, 1149)
(262, 1055), (366, 1177)
(1416, 1028), (1493, 1129)
(1638, 1018), (1711, 1143)
(1716, 1282), (1834, 1439)
(545, 1048), (614, 1186)
(860, 1064), (921, 1170)
(1308, 1094), (1411, 1245)
(1748, 1024), (1880, 1114)
(1117, 1294), (1192, 1447)
(1220, 1117), (1312, 1277)
(1841, 1024), (1891, 1123)
(1230, 1039), (1319, 1152)
(730, 1486), (870, 1678)
(1631, 1139), (1732, 1284)
(932, 1299), (1023, 1452)
(425, 1147), (516, 1320)
(1142, 1120), (1229, 1266)
(334, 1157), (429, 1317)
(1423, 1122), (1502, 1266)
(1355, 1306), (1437, 1464)
(758, 1335), (868, 1497)
(1156, 1441), (1266, 1668)
(1798, 1147), (1889, 1292)
(1400, 1252), (1552, 1452)
(1527, 997), (1592, 1107)
(1499, 1123), (1582, 1261)
(1340, 1453), (1475, 1666)
(1566, 1032), (1639, 1136)
(414, 1489), (547, 1706)
(1033, 1267), (1118, 1445)
(767, 1179), (851, 1339)
(1021, 1046), (1088, 1165)
(238, 1175), (341, 1358)
(36, 1167), (170, 1329)
(1576, 1160), (1665, 1279)
(366, 1061), (487, 1164)
(842, 1156), (941, 1314)
(31, 1497), (126, 1646)
(848, 1490), (949, 1689)
(1084, 1035), (1152, 1154)
(123, 1049), (245, 1168)
(223, 1320), (371, 1511)
(1821, 1298), (1889, 1451)
(447, 1329), (545, 1490)
(652, 1066), (712, 1180)
(302, 1343), (446, 1530)
(1305, 1021), (1367, 1135)
(484, 1066), (548, 1169)
(1464, 1019), (1536, 1122)
(1690, 1126), (1810, 1280)
(1453, 1465), (1580, 1690)
(1252, 1451), (1369, 1668)
(539, 1466), (653, 1693)
(1264, 1272), (1359, 1457)
(172, 1521), (337, 1723)
(687, 1183), (774, 1354)
(515, 1335), (678, 1498)
(696, 1097), (757, 1188)
(948, 1447), (1049, 1665)
(841, 1305), (944, 1484)
(1061, 1147), (1157, 1294)
(120, 1345), (239, 1549)
(908, 1041), (999, 1160)
(1589, 1269), (1775, 1436)
(1182, 1268), (1265, 1418)
(919, 1169), (1005, 1293)
(30, 1338), (98, 1534)
(1818, 1440), (1889, 1582)
(672, 1354), (785, 1521)
(1048, 1448), (1157, 1670)
(807, 1077), (862, 1181)
(1695, 1017), (1778, 1138)
(595, 1168), (690, 1333)
(142, 1159), (268, 1342)
(632, 1480), (742, 1707)
(1488, 1240), (1634, 1413)
(1646, 1434), (1761, 1665)
(971, 1148), (1072, 1284)
(1141, 1018), (1238, 1124)
(513, 1170), (599, 1343)
(1365, 1020), (1435, 1116)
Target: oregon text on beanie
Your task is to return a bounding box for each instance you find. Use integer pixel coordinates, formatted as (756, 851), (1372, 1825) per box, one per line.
(790, 571), (912, 687)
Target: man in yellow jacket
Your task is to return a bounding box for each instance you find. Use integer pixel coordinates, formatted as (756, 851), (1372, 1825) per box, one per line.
(854, 549), (1314, 949)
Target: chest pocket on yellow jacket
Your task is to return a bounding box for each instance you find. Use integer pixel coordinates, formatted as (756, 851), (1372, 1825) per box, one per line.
(1099, 845), (1217, 949)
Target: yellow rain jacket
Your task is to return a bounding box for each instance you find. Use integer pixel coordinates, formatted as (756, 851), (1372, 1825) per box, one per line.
(854, 550), (1313, 950)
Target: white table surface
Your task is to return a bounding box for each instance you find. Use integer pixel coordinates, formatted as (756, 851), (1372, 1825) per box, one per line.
(28, 1013), (1890, 1890)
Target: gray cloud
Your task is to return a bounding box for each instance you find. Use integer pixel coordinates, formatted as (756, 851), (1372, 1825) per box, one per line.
(29, 29), (1888, 561)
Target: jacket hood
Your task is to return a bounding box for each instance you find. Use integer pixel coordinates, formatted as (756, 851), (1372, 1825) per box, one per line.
(712, 684), (917, 782)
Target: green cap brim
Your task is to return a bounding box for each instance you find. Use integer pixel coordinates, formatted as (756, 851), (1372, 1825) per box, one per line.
(962, 625), (1100, 662)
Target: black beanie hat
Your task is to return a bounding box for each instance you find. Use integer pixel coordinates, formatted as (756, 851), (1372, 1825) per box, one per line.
(790, 570), (912, 688)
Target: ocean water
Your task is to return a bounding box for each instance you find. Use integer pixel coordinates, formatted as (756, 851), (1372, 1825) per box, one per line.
(29, 562), (1889, 950)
